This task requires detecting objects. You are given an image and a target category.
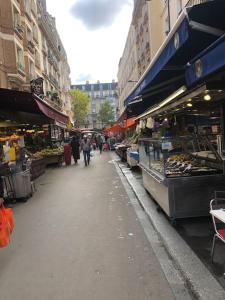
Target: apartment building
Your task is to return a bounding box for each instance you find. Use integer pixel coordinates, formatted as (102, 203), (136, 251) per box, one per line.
(117, 0), (207, 115)
(0, 0), (72, 119)
(71, 81), (118, 129)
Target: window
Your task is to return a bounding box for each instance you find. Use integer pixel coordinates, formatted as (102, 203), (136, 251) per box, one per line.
(177, 0), (182, 16)
(13, 7), (23, 34)
(24, 0), (31, 16)
(26, 27), (32, 41)
(33, 23), (38, 42)
(35, 49), (40, 68)
(92, 104), (96, 113)
(16, 46), (24, 71)
(29, 60), (35, 78)
(31, 0), (37, 15)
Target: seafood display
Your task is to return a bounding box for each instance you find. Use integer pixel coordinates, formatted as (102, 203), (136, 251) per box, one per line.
(165, 154), (219, 177)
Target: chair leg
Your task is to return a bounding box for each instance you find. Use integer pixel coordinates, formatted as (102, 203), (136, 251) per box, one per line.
(211, 234), (217, 263)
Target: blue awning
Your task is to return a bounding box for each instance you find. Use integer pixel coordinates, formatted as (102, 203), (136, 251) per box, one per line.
(186, 33), (225, 87)
(124, 0), (225, 107)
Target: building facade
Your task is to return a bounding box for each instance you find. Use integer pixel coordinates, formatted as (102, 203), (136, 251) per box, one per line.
(71, 81), (118, 129)
(0, 0), (72, 119)
(117, 0), (206, 115)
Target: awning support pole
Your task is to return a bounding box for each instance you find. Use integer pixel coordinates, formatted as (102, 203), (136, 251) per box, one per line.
(189, 20), (225, 37)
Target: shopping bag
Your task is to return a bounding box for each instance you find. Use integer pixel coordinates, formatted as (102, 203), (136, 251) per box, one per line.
(1, 206), (14, 233)
(90, 150), (94, 157)
(0, 208), (10, 248)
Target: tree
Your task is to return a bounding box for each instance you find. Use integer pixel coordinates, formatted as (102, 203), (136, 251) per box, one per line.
(98, 101), (114, 127)
(69, 89), (90, 127)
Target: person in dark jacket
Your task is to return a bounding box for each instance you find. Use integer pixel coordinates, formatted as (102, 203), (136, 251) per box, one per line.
(70, 134), (80, 164)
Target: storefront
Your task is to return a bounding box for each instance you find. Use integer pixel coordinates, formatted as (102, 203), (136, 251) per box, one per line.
(0, 88), (70, 201)
(117, 1), (225, 222)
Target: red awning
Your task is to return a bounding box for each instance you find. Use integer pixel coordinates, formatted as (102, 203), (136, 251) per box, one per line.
(104, 124), (125, 135)
(34, 96), (69, 125)
(124, 118), (136, 129)
(0, 89), (69, 125)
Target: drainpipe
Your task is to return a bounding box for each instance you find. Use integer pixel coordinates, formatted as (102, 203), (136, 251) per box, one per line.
(168, 0), (171, 32)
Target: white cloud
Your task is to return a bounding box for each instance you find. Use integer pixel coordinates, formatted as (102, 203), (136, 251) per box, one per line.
(71, 0), (132, 30)
(46, 0), (133, 84)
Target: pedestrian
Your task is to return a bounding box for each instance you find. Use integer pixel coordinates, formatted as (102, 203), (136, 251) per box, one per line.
(70, 134), (80, 164)
(81, 135), (91, 166)
(97, 133), (104, 154)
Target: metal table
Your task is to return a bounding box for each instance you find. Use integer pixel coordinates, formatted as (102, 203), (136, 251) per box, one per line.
(210, 209), (225, 223)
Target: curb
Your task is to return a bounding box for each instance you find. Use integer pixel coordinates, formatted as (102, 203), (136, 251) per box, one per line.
(118, 162), (225, 300)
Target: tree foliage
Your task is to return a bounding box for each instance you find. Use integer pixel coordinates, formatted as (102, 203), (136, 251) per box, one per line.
(69, 89), (90, 127)
(98, 101), (114, 126)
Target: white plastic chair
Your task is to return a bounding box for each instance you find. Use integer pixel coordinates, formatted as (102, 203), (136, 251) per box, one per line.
(210, 191), (225, 262)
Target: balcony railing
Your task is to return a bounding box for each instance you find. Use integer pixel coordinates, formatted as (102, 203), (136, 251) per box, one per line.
(186, 0), (213, 7)
(49, 74), (60, 89)
(27, 40), (35, 53)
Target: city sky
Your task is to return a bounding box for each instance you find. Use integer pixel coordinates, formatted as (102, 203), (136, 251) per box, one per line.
(46, 0), (133, 85)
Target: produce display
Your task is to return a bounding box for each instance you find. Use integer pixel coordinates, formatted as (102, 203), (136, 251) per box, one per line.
(33, 146), (64, 159)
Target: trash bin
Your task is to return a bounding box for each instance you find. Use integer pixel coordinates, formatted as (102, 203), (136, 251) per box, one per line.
(12, 170), (32, 200)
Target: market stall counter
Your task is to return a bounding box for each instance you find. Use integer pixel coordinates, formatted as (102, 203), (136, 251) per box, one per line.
(139, 136), (225, 222)
(115, 144), (130, 162)
(30, 158), (46, 180)
(33, 147), (64, 167)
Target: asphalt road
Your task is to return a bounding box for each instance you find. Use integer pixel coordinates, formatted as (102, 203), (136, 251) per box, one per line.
(0, 151), (176, 300)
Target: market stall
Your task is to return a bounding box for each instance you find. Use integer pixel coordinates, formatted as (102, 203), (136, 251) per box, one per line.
(137, 84), (225, 222)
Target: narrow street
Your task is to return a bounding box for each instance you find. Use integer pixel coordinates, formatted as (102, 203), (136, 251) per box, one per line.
(0, 152), (177, 300)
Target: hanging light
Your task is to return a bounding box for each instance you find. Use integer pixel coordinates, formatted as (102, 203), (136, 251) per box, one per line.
(204, 94), (211, 101)
(187, 103), (193, 107)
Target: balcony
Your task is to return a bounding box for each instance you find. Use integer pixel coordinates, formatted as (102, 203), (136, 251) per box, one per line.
(14, 24), (24, 39)
(49, 74), (60, 90)
(27, 40), (35, 54)
(17, 62), (25, 76)
(38, 13), (61, 59)
(45, 91), (63, 111)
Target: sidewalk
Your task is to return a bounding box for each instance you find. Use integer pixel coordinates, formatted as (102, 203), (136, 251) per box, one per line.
(117, 159), (225, 300)
(0, 151), (178, 300)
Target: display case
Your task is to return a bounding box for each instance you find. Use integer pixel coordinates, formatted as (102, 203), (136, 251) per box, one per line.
(139, 136), (225, 222)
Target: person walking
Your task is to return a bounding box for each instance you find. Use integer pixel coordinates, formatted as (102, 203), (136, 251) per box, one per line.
(81, 135), (91, 166)
(70, 134), (80, 164)
(97, 134), (104, 154)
